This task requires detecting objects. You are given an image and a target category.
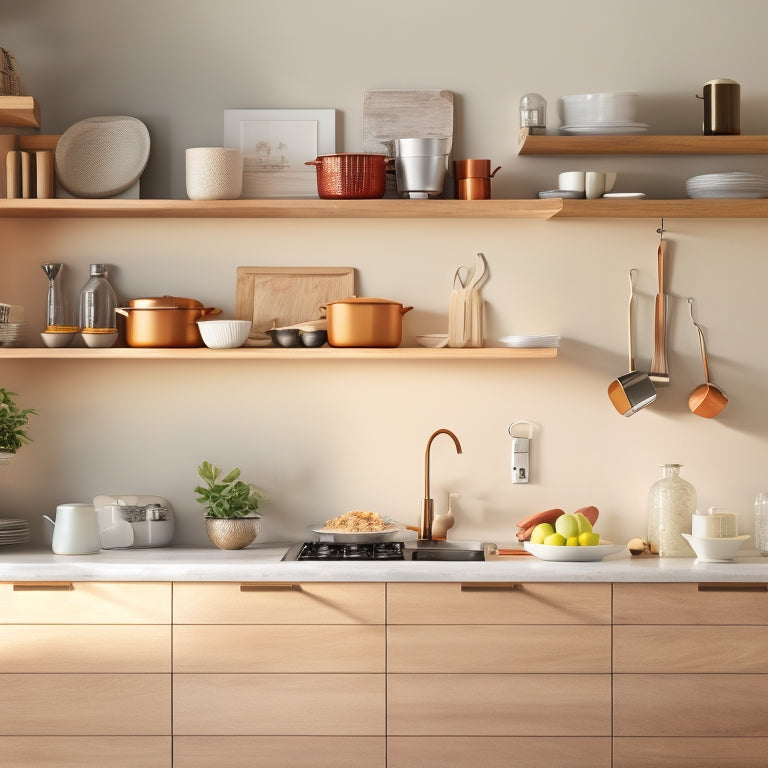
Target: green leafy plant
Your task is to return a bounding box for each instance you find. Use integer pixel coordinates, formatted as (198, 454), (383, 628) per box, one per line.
(0, 388), (38, 454)
(194, 461), (266, 519)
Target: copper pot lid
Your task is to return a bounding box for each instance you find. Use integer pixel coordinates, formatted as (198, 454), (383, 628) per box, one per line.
(326, 296), (403, 306)
(126, 295), (205, 310)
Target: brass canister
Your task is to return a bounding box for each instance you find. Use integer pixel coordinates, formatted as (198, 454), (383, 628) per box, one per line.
(697, 79), (740, 135)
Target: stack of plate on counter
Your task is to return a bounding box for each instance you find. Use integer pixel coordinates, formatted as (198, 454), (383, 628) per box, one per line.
(498, 334), (561, 348)
(0, 517), (31, 546)
(686, 172), (768, 199)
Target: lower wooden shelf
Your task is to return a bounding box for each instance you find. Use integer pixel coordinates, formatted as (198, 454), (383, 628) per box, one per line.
(0, 346), (557, 360)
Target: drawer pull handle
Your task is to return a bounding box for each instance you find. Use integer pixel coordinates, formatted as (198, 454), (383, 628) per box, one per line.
(460, 583), (522, 592)
(239, 583), (302, 592)
(698, 583), (768, 592)
(13, 583), (74, 591)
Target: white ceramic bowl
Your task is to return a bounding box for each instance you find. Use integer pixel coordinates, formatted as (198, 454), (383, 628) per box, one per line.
(41, 331), (77, 348)
(681, 533), (750, 562)
(197, 319), (252, 349)
(81, 330), (118, 348)
(416, 333), (449, 348)
(560, 92), (638, 125)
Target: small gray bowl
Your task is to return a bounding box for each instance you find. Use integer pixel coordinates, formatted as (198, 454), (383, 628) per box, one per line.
(300, 329), (328, 347)
(268, 328), (301, 347)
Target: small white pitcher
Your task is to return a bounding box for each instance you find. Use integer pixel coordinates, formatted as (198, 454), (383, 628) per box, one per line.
(43, 503), (101, 555)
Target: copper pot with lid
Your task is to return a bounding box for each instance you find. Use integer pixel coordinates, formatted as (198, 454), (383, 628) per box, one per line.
(116, 296), (221, 347)
(324, 297), (413, 348)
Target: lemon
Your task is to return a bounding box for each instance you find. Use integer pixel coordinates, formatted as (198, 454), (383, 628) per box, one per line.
(578, 531), (600, 546)
(543, 532), (567, 546)
(566, 536), (579, 546)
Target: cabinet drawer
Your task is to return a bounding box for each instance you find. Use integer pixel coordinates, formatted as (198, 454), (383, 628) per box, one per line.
(388, 625), (610, 673)
(0, 736), (171, 768)
(386, 583), (610, 624)
(174, 673), (385, 735)
(614, 737), (768, 768)
(174, 624), (384, 672)
(174, 736), (386, 768)
(613, 583), (768, 625)
(0, 674), (171, 735)
(387, 736), (612, 768)
(0, 625), (171, 672)
(388, 674), (611, 736)
(173, 582), (385, 624)
(614, 674), (768, 736)
(614, 625), (768, 673)
(0, 582), (171, 624)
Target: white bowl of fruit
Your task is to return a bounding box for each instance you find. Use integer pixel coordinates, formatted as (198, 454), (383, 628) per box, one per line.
(522, 510), (623, 562)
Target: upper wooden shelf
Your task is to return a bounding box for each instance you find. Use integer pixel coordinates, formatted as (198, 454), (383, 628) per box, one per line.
(0, 346), (557, 361)
(518, 128), (768, 155)
(0, 96), (41, 128)
(2, 197), (768, 219)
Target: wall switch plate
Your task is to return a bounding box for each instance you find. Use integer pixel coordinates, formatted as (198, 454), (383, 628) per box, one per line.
(511, 436), (530, 483)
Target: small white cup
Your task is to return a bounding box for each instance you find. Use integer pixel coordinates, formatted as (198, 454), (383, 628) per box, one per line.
(185, 147), (243, 200)
(558, 171), (586, 193)
(585, 171), (618, 199)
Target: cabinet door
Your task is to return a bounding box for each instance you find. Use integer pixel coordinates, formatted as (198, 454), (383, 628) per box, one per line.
(0, 674), (171, 735)
(174, 674), (385, 735)
(387, 582), (611, 624)
(388, 673), (610, 737)
(174, 736), (385, 768)
(173, 582), (385, 624)
(0, 581), (171, 623)
(175, 624), (384, 673)
(0, 736), (171, 768)
(613, 737), (768, 768)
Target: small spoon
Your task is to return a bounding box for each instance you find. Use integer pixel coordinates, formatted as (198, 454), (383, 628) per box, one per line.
(687, 298), (728, 418)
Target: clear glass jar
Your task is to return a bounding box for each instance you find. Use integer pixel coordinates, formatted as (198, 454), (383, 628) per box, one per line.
(519, 93), (547, 134)
(79, 264), (117, 331)
(755, 493), (768, 556)
(647, 464), (697, 557)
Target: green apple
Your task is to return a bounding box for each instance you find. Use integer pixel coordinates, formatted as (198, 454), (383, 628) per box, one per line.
(543, 532), (567, 546)
(575, 512), (593, 535)
(555, 513), (579, 539)
(530, 522), (555, 544)
(578, 531), (600, 546)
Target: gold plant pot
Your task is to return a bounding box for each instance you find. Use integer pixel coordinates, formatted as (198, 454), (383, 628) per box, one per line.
(205, 517), (260, 550)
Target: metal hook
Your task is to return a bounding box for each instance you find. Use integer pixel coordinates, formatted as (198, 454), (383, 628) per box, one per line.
(656, 218), (666, 241)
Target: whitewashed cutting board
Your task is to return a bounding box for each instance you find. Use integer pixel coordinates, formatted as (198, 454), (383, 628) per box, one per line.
(362, 89), (454, 154)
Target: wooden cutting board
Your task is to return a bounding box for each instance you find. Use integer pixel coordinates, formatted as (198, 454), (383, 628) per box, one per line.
(236, 266), (355, 343)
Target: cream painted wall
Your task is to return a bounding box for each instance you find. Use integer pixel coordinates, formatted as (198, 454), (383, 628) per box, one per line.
(2, 0), (768, 548)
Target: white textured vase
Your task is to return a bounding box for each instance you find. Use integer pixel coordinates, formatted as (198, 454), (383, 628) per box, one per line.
(185, 147), (243, 200)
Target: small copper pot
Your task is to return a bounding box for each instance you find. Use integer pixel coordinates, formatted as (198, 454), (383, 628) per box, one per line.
(305, 153), (389, 199)
(453, 159), (501, 200)
(116, 296), (221, 347)
(325, 297), (413, 348)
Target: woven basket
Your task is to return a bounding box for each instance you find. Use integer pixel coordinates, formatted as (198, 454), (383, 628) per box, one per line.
(0, 48), (20, 96)
(205, 517), (260, 550)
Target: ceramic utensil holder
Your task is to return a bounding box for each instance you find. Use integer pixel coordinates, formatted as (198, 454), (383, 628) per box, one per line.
(185, 147), (243, 200)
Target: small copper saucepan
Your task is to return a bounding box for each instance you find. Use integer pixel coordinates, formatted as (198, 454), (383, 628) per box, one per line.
(116, 296), (221, 347)
(324, 297), (413, 348)
(687, 298), (728, 418)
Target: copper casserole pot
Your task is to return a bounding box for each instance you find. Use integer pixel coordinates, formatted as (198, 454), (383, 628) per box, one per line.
(325, 297), (413, 348)
(305, 153), (388, 200)
(115, 296), (221, 347)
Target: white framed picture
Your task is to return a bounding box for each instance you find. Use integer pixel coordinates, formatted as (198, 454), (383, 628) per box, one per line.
(224, 108), (336, 199)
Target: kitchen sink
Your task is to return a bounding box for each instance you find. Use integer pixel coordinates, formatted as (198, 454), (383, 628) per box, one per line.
(404, 540), (493, 561)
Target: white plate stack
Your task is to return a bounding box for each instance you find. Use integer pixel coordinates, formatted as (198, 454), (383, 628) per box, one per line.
(0, 517), (31, 546)
(498, 334), (561, 348)
(559, 92), (647, 135)
(0, 303), (24, 347)
(686, 172), (768, 198)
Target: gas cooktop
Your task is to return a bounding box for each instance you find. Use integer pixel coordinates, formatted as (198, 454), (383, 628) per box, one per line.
(284, 541), (405, 561)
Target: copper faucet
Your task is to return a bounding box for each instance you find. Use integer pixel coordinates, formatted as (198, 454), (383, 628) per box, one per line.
(420, 428), (463, 540)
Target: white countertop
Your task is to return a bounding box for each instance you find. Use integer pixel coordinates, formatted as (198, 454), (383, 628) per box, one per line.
(2, 544), (768, 582)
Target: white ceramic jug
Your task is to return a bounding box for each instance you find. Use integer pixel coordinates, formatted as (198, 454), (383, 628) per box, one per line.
(43, 503), (101, 555)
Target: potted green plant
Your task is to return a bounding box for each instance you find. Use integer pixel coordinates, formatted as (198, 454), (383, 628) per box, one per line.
(194, 461), (266, 549)
(0, 388), (38, 466)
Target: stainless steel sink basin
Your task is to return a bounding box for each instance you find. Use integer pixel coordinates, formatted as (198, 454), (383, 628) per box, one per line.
(404, 540), (493, 561)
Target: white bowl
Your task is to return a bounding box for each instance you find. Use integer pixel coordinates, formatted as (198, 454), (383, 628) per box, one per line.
(81, 330), (118, 348)
(416, 333), (449, 348)
(560, 92), (638, 125)
(197, 319), (252, 349)
(681, 533), (750, 562)
(41, 331), (77, 347)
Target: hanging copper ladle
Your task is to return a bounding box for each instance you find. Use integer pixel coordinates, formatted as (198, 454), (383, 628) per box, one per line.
(688, 298), (728, 418)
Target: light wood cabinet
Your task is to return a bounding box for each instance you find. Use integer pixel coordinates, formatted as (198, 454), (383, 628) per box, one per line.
(386, 582), (612, 768)
(172, 582), (386, 768)
(613, 582), (768, 768)
(0, 581), (172, 768)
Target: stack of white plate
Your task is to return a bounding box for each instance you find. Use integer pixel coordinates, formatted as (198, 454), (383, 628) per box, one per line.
(0, 322), (23, 347)
(0, 518), (31, 546)
(686, 172), (768, 199)
(498, 334), (561, 348)
(560, 122), (649, 135)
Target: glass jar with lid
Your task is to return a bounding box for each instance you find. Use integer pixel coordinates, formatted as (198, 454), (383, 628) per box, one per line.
(79, 264), (117, 331)
(647, 464), (697, 557)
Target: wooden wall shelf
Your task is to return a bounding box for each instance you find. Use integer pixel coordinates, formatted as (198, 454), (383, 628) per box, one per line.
(0, 96), (41, 128)
(518, 129), (768, 156)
